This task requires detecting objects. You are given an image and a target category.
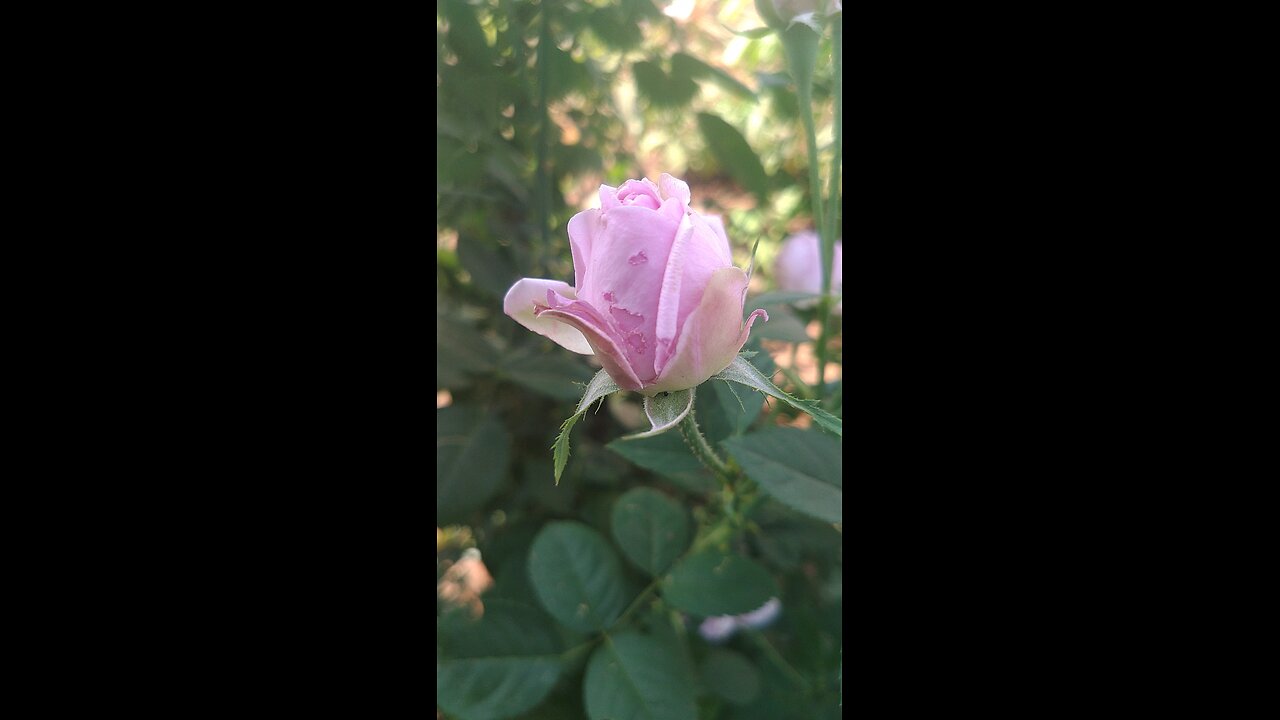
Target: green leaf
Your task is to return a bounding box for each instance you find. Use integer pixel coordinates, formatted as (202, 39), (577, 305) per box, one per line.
(754, 0), (787, 29)
(634, 60), (699, 108)
(499, 350), (594, 402)
(697, 113), (769, 204)
(437, 599), (563, 720)
(457, 236), (518, 299)
(607, 433), (715, 493)
(699, 649), (761, 705)
(588, 5), (641, 50)
(780, 22), (820, 99)
(723, 24), (775, 39)
(444, 0), (492, 66)
(528, 522), (629, 632)
(436, 316), (495, 390)
(723, 427), (842, 523)
(576, 369), (621, 415)
(672, 53), (756, 100)
(610, 488), (691, 576)
(546, 46), (591, 101)
(437, 405), (511, 525)
(554, 143), (604, 177)
(697, 381), (757, 443)
(552, 369), (620, 484)
(584, 633), (698, 720)
(749, 304), (811, 343)
(713, 356), (841, 436)
(622, 388), (694, 440)
(663, 552), (778, 616)
(552, 413), (580, 486)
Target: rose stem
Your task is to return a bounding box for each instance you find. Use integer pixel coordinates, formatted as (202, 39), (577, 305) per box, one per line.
(533, 1), (552, 276)
(816, 15), (842, 404)
(789, 23), (828, 400)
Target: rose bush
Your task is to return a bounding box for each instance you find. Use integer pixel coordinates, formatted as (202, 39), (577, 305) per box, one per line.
(505, 174), (767, 395)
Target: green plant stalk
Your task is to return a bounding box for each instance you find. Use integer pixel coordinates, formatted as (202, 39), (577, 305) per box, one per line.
(610, 574), (664, 631)
(533, 1), (552, 277)
(678, 401), (731, 479)
(748, 628), (813, 694)
(816, 17), (842, 402)
(792, 32), (828, 400)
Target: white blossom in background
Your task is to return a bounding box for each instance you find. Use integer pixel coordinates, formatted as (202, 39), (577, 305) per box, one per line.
(697, 597), (783, 642)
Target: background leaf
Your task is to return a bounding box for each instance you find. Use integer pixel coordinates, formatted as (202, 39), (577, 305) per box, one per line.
(699, 648), (761, 705)
(697, 113), (769, 203)
(498, 348), (595, 401)
(672, 52), (756, 100)
(437, 599), (563, 720)
(663, 551), (778, 616)
(610, 487), (691, 576)
(747, 303), (811, 343)
(583, 632), (698, 720)
(723, 427), (842, 523)
(608, 432), (715, 493)
(458, 234), (519, 298)
(438, 405), (512, 525)
(634, 60), (699, 108)
(436, 316), (496, 390)
(528, 522), (630, 632)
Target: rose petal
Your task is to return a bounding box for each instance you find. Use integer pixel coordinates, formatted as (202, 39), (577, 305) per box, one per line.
(503, 278), (593, 354)
(617, 179), (662, 209)
(646, 267), (766, 394)
(577, 204), (682, 385)
(654, 213), (696, 373)
(659, 173), (691, 205)
(534, 293), (645, 391)
(567, 209), (601, 291)
(700, 215), (734, 266)
(654, 213), (736, 375)
(599, 184), (620, 211)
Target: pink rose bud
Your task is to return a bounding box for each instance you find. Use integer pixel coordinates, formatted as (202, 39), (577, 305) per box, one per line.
(736, 597), (782, 629)
(774, 230), (842, 316)
(505, 174), (768, 395)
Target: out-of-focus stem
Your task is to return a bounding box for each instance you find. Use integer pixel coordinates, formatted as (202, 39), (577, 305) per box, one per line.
(816, 17), (842, 403)
(533, 1), (552, 276)
(793, 27), (827, 401)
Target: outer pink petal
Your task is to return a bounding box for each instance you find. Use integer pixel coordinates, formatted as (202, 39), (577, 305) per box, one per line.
(534, 294), (645, 391)
(503, 278), (593, 355)
(645, 267), (767, 395)
(700, 215), (734, 266)
(654, 213), (735, 375)
(599, 184), (620, 211)
(659, 173), (691, 205)
(566, 209), (601, 291)
(577, 204), (682, 385)
(654, 213), (696, 373)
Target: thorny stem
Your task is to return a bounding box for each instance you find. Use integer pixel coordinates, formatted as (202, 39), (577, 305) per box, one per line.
(678, 399), (730, 479)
